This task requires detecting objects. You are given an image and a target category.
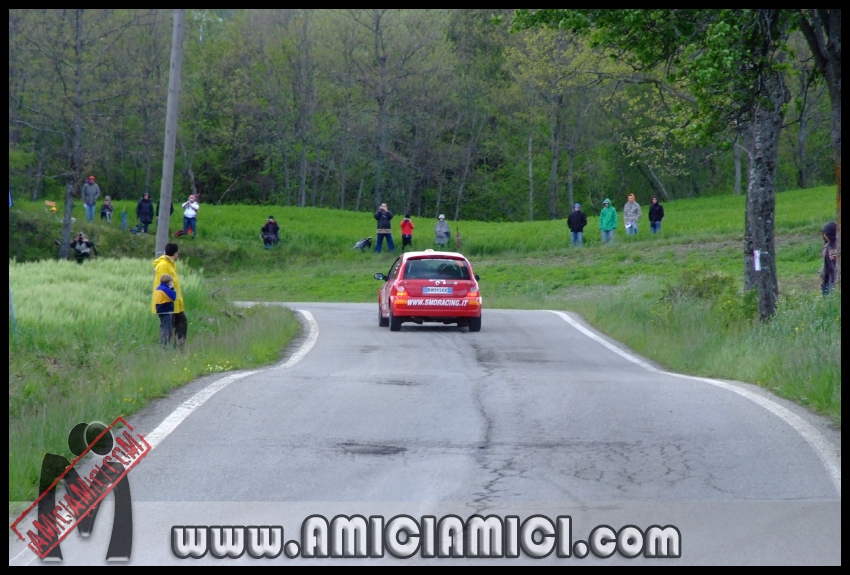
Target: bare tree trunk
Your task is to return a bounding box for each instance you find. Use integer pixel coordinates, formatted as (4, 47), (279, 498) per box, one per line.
(32, 133), (47, 201)
(798, 8), (841, 287)
(355, 174), (365, 212)
(278, 134), (291, 206)
(646, 164), (671, 201)
(734, 134), (743, 196)
(528, 130), (534, 222)
(310, 149), (321, 206)
(745, 71), (787, 320)
(298, 142), (308, 207)
(566, 150), (576, 208)
(454, 110), (484, 221)
(60, 9), (86, 261)
(548, 101), (561, 220)
(339, 157), (347, 210)
(374, 95), (388, 208)
(796, 116), (808, 189)
(435, 175), (444, 218)
(180, 139), (198, 198)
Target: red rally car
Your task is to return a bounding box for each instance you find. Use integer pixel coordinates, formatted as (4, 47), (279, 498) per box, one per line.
(374, 250), (482, 332)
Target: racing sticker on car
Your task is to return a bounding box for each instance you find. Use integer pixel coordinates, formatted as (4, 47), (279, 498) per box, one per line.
(422, 287), (452, 294)
(406, 299), (468, 306)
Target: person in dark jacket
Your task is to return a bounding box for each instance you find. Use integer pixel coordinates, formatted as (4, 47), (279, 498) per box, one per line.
(820, 221), (837, 296)
(261, 215), (280, 249)
(567, 203), (588, 246)
(649, 196), (665, 234)
(136, 193), (155, 234)
(374, 203), (395, 253)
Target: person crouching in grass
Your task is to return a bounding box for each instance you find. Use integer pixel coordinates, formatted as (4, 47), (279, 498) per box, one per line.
(154, 273), (177, 347)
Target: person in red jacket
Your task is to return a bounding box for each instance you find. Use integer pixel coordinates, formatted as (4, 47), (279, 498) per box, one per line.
(400, 213), (415, 251)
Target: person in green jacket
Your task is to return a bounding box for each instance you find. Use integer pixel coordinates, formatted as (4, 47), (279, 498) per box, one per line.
(599, 198), (618, 243)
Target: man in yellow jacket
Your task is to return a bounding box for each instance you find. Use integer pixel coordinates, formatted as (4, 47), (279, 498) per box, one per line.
(152, 243), (187, 347)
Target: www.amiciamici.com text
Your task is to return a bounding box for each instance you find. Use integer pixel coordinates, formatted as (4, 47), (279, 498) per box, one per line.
(172, 514), (681, 559)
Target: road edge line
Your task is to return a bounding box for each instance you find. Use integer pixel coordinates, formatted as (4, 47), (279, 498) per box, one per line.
(548, 309), (841, 497)
(146, 309), (317, 450)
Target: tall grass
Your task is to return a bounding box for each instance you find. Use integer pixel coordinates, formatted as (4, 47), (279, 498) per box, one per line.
(9, 258), (300, 502)
(566, 275), (841, 425)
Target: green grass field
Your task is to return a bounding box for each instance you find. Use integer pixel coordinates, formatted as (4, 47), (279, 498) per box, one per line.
(8, 186), (841, 500)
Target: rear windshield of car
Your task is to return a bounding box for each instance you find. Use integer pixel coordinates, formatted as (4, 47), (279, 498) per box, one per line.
(404, 258), (471, 280)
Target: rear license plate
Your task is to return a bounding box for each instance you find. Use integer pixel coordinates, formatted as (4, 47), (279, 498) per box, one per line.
(423, 287), (452, 294)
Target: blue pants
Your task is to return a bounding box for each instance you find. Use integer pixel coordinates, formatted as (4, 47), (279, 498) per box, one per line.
(183, 217), (197, 237)
(159, 314), (173, 346)
(650, 221), (661, 234)
(626, 223), (639, 236)
(571, 231), (583, 246)
(375, 233), (395, 253)
(84, 204), (96, 222)
(601, 229), (614, 243)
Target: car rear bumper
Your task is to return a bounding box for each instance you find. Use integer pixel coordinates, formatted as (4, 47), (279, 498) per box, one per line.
(391, 296), (481, 318)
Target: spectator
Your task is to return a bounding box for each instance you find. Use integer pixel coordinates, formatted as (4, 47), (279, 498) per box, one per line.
(182, 195), (200, 238)
(820, 221), (837, 296)
(82, 175), (101, 223)
(435, 214), (451, 249)
(70, 232), (97, 264)
(374, 203), (395, 253)
(567, 203), (588, 246)
(624, 193), (642, 236)
(136, 193), (154, 234)
(152, 243), (186, 348)
(400, 213), (415, 251)
(100, 196), (114, 223)
(649, 196), (665, 234)
(262, 215), (280, 249)
(598, 199), (617, 243)
(154, 273), (177, 347)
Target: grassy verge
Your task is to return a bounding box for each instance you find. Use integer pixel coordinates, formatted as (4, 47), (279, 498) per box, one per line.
(9, 258), (300, 502)
(8, 184), (841, 501)
(565, 275), (841, 426)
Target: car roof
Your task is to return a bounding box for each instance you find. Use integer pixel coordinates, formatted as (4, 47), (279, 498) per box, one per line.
(401, 249), (469, 261)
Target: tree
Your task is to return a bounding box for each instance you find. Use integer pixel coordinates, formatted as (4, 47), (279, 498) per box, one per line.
(11, 10), (142, 259)
(514, 9), (795, 319)
(797, 9), (841, 287)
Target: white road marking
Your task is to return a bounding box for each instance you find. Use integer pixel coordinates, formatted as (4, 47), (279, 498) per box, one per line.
(9, 309), (318, 565)
(146, 309), (317, 449)
(549, 310), (841, 496)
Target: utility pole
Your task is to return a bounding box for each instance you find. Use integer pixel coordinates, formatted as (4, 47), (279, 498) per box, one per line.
(155, 9), (185, 257)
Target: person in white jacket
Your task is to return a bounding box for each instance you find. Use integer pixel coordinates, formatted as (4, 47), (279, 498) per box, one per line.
(182, 195), (199, 238)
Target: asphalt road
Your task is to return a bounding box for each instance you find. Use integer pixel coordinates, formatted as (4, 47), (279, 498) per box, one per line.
(10, 303), (841, 565)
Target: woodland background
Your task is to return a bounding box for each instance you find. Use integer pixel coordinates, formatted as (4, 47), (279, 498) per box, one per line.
(8, 9), (835, 221)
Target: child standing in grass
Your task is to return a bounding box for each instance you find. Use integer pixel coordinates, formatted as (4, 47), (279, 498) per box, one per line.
(400, 213), (414, 251)
(154, 273), (177, 346)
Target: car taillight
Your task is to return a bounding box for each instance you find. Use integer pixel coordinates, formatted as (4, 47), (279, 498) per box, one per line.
(392, 285), (406, 296)
(468, 284), (479, 295)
